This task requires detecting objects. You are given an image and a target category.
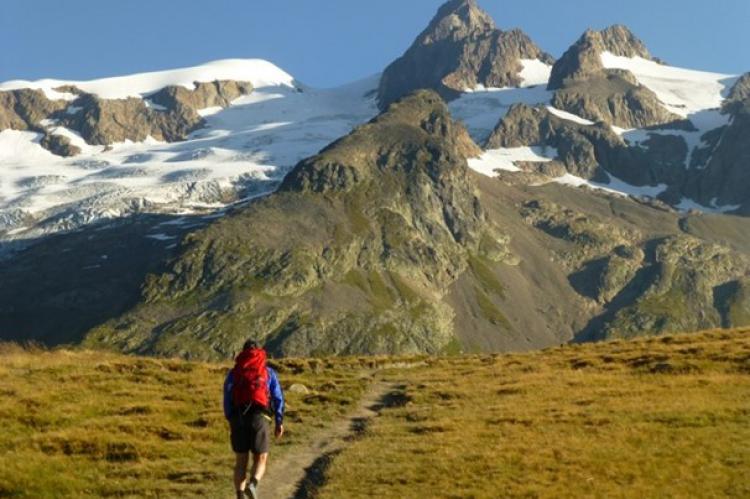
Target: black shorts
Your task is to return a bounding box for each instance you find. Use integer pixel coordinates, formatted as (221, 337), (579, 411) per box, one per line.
(230, 409), (271, 454)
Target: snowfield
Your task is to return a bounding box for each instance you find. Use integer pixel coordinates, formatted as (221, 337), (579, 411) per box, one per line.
(0, 60), (379, 241)
(600, 52), (736, 117)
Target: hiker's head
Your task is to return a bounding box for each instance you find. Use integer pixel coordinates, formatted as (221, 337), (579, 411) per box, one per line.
(243, 339), (261, 351)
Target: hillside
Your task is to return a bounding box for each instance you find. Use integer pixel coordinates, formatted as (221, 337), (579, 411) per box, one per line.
(0, 328), (748, 497)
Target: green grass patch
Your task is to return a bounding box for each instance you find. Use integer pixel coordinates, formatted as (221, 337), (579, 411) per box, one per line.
(474, 286), (511, 329)
(468, 254), (505, 298)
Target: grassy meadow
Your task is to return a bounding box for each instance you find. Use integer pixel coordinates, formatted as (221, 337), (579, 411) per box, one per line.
(0, 329), (748, 498)
(0, 346), (382, 497)
(320, 329), (750, 498)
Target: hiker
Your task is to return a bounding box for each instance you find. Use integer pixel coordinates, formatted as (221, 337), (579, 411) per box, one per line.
(223, 340), (285, 499)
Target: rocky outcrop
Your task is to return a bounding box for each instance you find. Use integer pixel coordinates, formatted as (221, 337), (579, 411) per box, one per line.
(550, 71), (690, 130)
(520, 198), (640, 270)
(486, 103), (688, 186)
(596, 246), (645, 305)
(40, 133), (81, 157)
(62, 80), (253, 146)
(546, 26), (681, 129)
(150, 80), (253, 110)
(605, 236), (749, 339)
(83, 90), (513, 359)
(0, 88), (67, 130)
(516, 199), (750, 342)
(0, 88), (71, 155)
(0, 80), (253, 156)
(377, 0), (553, 110)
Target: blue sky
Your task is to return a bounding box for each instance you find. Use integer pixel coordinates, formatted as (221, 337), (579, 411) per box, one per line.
(2, 0), (748, 87)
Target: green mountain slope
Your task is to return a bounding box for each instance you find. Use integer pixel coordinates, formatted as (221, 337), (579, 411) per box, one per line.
(84, 91), (516, 359)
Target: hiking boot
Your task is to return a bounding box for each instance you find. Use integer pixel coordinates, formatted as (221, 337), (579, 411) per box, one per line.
(245, 482), (259, 499)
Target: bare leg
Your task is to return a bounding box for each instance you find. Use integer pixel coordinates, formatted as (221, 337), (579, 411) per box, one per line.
(234, 452), (250, 492)
(251, 452), (269, 483)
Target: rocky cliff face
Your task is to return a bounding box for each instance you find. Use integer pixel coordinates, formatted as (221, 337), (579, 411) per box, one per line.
(726, 73), (750, 107)
(83, 90), (515, 359)
(0, 80), (253, 156)
(546, 26), (681, 129)
(683, 74), (750, 210)
(486, 103), (688, 187)
(0, 88), (66, 130)
(377, 0), (553, 110)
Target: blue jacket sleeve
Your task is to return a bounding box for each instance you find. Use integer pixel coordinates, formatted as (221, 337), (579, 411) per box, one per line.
(267, 367), (285, 426)
(223, 370), (233, 420)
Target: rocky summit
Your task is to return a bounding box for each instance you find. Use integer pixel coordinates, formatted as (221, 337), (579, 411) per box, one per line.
(377, 0), (553, 109)
(2, 0), (750, 360)
(547, 25), (654, 90)
(547, 26), (681, 129)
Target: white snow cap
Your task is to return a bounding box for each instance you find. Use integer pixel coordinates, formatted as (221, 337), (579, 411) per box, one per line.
(0, 59), (296, 100)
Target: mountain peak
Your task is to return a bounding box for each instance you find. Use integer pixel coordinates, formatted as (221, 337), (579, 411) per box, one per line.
(425, 0), (496, 42)
(377, 0), (552, 110)
(598, 25), (652, 59)
(548, 25), (653, 90)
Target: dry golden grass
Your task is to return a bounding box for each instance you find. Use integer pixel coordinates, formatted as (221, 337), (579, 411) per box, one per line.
(0, 329), (748, 498)
(0, 345), (386, 498)
(318, 329), (750, 498)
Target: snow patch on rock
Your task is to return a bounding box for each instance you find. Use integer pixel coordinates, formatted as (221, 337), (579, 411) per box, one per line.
(600, 52), (737, 117)
(519, 59), (553, 87)
(468, 146), (557, 175)
(546, 106), (595, 125)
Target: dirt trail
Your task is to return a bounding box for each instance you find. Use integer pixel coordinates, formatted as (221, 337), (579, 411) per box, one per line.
(259, 380), (396, 499)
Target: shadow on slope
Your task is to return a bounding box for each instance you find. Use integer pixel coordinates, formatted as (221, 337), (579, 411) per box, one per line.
(0, 211), (218, 346)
